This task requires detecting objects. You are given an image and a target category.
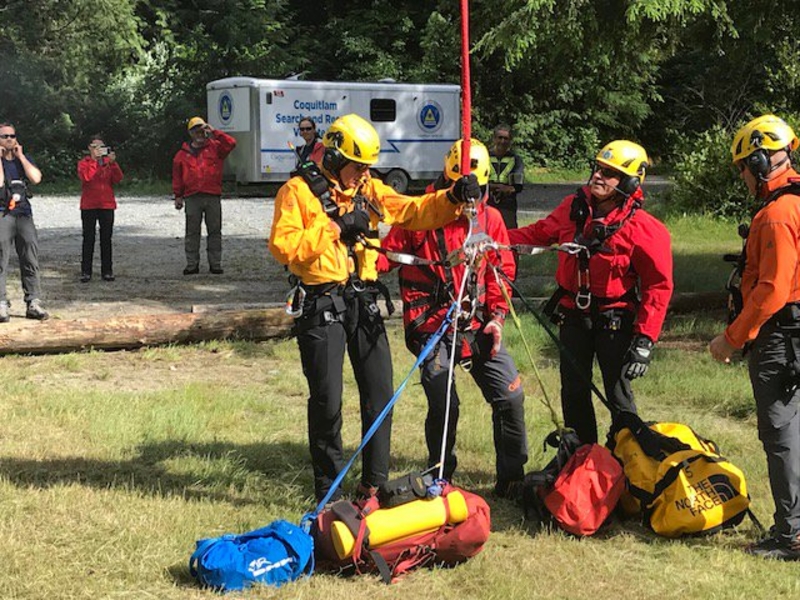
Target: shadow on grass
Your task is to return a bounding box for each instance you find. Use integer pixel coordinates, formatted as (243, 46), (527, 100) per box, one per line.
(0, 439), (314, 506)
(0, 439), (505, 508)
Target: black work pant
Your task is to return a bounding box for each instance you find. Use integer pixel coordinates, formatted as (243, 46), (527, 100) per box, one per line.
(747, 320), (800, 543)
(295, 289), (394, 502)
(558, 310), (636, 445)
(81, 208), (115, 276)
(420, 330), (527, 485)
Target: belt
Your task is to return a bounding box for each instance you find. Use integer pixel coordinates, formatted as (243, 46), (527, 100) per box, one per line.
(771, 302), (800, 327)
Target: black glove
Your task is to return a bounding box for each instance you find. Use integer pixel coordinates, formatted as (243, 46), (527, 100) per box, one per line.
(334, 208), (370, 244)
(447, 173), (481, 204)
(624, 334), (654, 380)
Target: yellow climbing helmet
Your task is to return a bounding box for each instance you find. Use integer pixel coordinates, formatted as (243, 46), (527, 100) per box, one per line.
(595, 140), (649, 181)
(322, 113), (381, 166)
(730, 114), (799, 164)
(444, 139), (491, 185)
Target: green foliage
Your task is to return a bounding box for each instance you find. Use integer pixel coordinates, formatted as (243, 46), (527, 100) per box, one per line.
(1, 0), (799, 198)
(668, 112), (800, 219)
(668, 125), (751, 219)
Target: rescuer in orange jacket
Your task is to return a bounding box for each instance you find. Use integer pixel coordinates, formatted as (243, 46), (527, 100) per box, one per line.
(379, 139), (528, 497)
(709, 114), (800, 561)
(509, 140), (673, 445)
(268, 113), (479, 502)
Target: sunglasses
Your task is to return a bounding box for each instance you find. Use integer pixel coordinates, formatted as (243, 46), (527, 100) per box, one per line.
(298, 127), (314, 132)
(594, 165), (621, 179)
(0, 134), (17, 139)
(495, 135), (510, 141)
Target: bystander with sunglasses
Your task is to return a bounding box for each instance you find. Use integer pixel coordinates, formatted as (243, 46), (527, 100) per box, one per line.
(294, 118), (324, 167)
(0, 122), (49, 322)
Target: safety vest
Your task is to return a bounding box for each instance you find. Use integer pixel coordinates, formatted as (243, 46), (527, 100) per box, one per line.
(490, 155), (516, 185)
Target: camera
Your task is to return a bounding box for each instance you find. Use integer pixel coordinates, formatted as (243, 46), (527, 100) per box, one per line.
(97, 146), (112, 157)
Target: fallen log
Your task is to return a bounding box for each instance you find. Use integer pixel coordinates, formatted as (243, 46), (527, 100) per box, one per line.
(0, 308), (293, 355)
(0, 291), (728, 356)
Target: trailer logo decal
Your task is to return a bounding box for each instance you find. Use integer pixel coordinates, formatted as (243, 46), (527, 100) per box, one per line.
(418, 101), (443, 133)
(218, 92), (234, 125)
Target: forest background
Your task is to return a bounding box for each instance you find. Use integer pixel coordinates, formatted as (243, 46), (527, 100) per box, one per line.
(1, 0), (799, 218)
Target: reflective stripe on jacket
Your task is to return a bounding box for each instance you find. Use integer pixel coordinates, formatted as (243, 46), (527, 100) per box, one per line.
(380, 199), (514, 334)
(508, 185), (673, 342)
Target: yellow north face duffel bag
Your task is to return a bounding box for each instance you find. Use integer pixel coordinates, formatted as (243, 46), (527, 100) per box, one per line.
(609, 417), (756, 538)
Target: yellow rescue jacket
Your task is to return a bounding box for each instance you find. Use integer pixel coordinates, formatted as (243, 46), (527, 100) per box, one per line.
(269, 173), (461, 286)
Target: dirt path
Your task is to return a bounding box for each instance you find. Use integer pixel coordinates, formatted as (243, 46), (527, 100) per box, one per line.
(4, 194), (282, 324)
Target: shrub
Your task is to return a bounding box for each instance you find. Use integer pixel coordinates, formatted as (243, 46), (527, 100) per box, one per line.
(669, 114), (800, 220)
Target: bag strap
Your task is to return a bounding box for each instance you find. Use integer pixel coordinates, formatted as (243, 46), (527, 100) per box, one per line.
(189, 536), (225, 578)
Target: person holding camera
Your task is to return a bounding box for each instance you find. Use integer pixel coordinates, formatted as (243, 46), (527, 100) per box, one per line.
(172, 116), (236, 275)
(77, 136), (123, 282)
(0, 122), (48, 322)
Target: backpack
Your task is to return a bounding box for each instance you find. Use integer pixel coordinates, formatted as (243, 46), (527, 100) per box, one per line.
(522, 430), (624, 536)
(312, 483), (490, 583)
(609, 417), (754, 537)
(189, 520), (314, 592)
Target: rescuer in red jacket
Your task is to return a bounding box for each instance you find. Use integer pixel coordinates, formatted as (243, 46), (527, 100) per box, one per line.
(509, 140), (673, 444)
(172, 116), (236, 275)
(380, 139), (528, 497)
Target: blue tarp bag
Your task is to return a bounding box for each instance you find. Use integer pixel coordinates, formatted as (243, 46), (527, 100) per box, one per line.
(189, 520), (314, 592)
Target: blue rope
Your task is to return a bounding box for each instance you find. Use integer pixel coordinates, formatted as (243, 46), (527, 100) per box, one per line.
(300, 303), (456, 531)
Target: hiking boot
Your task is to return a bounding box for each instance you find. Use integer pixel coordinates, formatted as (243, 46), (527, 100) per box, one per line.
(744, 536), (800, 561)
(102, 273), (115, 282)
(210, 267), (224, 275)
(80, 272), (91, 283)
(355, 482), (379, 501)
(25, 299), (49, 321)
(493, 478), (525, 502)
(183, 266), (199, 275)
(0, 300), (9, 323)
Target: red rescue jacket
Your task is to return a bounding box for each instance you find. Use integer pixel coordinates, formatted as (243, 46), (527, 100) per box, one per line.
(171, 131), (236, 198)
(77, 156), (123, 210)
(380, 198), (514, 341)
(508, 186), (673, 342)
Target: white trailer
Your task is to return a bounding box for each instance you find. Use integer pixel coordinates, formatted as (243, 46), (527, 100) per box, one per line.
(206, 77), (460, 192)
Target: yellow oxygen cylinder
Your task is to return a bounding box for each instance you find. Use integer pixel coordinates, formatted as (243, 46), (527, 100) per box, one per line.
(331, 491), (469, 559)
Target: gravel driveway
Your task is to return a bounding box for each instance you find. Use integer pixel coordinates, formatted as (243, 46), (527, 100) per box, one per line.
(8, 194), (281, 321)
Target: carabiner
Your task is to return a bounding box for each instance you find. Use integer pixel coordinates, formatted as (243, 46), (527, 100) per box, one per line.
(285, 285), (306, 318)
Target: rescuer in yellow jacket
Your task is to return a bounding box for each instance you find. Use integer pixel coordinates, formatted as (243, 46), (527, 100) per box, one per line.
(269, 113), (479, 502)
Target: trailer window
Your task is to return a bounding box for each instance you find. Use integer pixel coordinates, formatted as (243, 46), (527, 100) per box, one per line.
(370, 99), (396, 122)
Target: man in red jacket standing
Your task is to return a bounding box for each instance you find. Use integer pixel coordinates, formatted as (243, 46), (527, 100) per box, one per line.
(509, 140), (673, 445)
(172, 116), (236, 275)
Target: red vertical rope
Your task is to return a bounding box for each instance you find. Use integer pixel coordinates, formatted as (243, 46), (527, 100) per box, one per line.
(460, 0), (471, 175)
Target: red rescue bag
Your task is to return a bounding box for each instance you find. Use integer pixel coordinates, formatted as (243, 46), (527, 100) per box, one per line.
(543, 444), (624, 536)
(522, 431), (624, 536)
(312, 484), (490, 583)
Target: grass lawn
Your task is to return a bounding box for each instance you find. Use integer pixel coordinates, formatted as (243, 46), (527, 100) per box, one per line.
(1, 212), (797, 599)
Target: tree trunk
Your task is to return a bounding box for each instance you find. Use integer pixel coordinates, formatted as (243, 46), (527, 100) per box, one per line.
(0, 308), (293, 355)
